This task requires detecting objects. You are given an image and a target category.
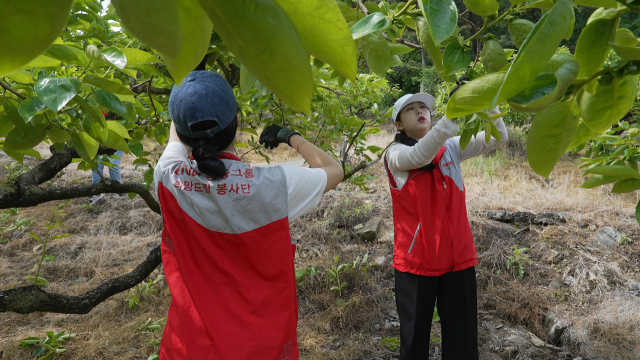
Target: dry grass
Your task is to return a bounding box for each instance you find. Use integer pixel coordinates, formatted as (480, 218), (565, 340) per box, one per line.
(2, 126), (640, 359)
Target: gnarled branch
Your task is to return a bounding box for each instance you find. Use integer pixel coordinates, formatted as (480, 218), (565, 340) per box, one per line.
(131, 85), (171, 95)
(0, 245), (161, 314)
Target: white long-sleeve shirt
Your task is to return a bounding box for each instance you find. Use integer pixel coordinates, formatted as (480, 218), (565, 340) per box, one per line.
(386, 109), (508, 190)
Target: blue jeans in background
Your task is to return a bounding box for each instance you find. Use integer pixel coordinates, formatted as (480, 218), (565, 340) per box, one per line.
(91, 150), (123, 184)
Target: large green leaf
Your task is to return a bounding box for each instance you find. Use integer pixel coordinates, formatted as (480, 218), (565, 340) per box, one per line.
(446, 72), (506, 118)
(120, 48), (160, 65)
(0, 109), (15, 138)
(442, 41), (470, 76)
(86, 45), (127, 69)
(72, 96), (107, 129)
(93, 90), (128, 118)
(359, 32), (392, 77)
(610, 28), (640, 60)
(350, 12), (390, 40)
(18, 97), (46, 123)
(275, 0), (356, 81)
(583, 165), (640, 178)
(506, 19), (534, 50)
(493, 0), (573, 107)
(34, 77), (81, 113)
(6, 70), (34, 84)
(83, 75), (136, 95)
(389, 44), (414, 55)
(580, 175), (623, 189)
(126, 64), (162, 77)
(414, 16), (456, 82)
(419, 0), (458, 46)
(508, 60), (579, 112)
(70, 131), (99, 161)
(21, 55), (61, 69)
(541, 53), (575, 73)
(526, 99), (580, 177)
(0, 0), (74, 76)
(581, 75), (638, 132)
(111, 0), (182, 59)
(3, 120), (49, 151)
(463, 0), (499, 18)
(2, 99), (28, 133)
(198, 0), (312, 113)
(239, 63), (256, 95)
(566, 121), (599, 152)
(574, 13), (619, 93)
(481, 38), (507, 74)
(45, 44), (90, 67)
(611, 178), (640, 193)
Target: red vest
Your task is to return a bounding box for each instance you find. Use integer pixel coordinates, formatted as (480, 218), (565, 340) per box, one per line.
(157, 153), (299, 360)
(385, 146), (477, 276)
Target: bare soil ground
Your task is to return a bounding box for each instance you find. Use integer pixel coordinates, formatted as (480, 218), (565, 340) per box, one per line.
(1, 127), (640, 359)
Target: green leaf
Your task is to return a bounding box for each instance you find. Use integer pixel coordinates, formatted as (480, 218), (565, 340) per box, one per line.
(350, 12), (390, 40)
(446, 72), (506, 118)
(3, 121), (49, 151)
(415, 16), (456, 82)
(126, 64), (162, 77)
(6, 70), (34, 84)
(275, 0), (357, 80)
(566, 121), (599, 152)
(526, 99), (579, 177)
(541, 53), (576, 73)
(93, 90), (128, 118)
(419, 0), (458, 46)
(493, 0), (574, 107)
(103, 130), (131, 153)
(112, 0), (182, 59)
(129, 142), (144, 157)
(239, 63), (256, 94)
(359, 32), (392, 77)
(107, 121), (131, 140)
(442, 41), (470, 76)
(35, 77), (81, 113)
(21, 55), (61, 69)
(581, 76), (638, 133)
(580, 175), (622, 189)
(198, 0), (312, 113)
(611, 178), (640, 193)
(73, 96), (107, 129)
(0, 0), (74, 76)
(575, 0), (618, 8)
(463, 0), (499, 18)
(27, 232), (42, 243)
(45, 44), (90, 67)
(18, 97), (46, 123)
(70, 131), (99, 161)
(120, 48), (160, 65)
(635, 199), (640, 226)
(583, 165), (640, 178)
(43, 255), (56, 261)
(389, 44), (414, 55)
(85, 45), (127, 69)
(610, 28), (640, 60)
(575, 13), (619, 93)
(508, 60), (579, 112)
(83, 75), (136, 95)
(0, 109), (16, 138)
(481, 38), (507, 74)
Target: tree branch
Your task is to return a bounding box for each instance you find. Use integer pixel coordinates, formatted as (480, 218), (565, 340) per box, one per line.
(215, 58), (240, 88)
(342, 141), (393, 181)
(318, 85), (355, 97)
(0, 244), (161, 314)
(0, 80), (27, 100)
(130, 85), (171, 95)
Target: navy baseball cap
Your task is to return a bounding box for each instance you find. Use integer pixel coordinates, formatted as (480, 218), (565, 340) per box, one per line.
(169, 71), (237, 138)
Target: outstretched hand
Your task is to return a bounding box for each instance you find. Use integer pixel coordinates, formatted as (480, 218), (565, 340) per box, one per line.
(259, 124), (300, 149)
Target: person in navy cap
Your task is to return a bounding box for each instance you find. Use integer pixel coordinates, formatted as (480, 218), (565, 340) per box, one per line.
(154, 71), (343, 360)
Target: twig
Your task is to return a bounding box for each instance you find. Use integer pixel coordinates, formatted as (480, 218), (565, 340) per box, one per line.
(357, 0), (369, 15)
(460, 13), (482, 66)
(318, 85), (355, 97)
(0, 80), (26, 100)
(342, 141), (394, 181)
(131, 78), (152, 90)
(147, 75), (160, 124)
(381, 32), (423, 49)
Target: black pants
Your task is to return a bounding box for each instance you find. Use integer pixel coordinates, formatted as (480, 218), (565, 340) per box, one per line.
(395, 267), (478, 360)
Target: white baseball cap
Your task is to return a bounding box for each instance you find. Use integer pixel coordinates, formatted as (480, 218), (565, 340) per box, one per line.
(392, 93), (435, 121)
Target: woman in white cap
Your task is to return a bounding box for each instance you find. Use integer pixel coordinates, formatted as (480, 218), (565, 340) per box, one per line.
(154, 70), (343, 359)
(384, 93), (507, 359)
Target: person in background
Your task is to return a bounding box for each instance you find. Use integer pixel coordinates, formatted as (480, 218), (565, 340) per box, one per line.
(154, 71), (343, 359)
(384, 93), (508, 359)
(88, 150), (124, 204)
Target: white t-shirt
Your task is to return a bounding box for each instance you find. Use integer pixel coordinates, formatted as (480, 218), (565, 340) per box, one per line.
(154, 142), (327, 222)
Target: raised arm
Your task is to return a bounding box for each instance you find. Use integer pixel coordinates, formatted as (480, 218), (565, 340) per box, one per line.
(386, 118), (459, 171)
(454, 107), (509, 162)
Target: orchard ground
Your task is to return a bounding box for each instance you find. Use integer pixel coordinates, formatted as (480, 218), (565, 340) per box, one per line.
(1, 123), (640, 359)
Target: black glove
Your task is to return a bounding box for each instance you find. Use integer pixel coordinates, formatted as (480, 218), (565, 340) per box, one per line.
(259, 124), (300, 149)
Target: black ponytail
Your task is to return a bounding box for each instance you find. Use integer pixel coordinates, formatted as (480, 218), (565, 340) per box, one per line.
(177, 118), (238, 179)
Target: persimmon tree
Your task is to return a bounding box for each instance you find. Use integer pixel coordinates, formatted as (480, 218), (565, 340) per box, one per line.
(2, 0), (640, 314)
